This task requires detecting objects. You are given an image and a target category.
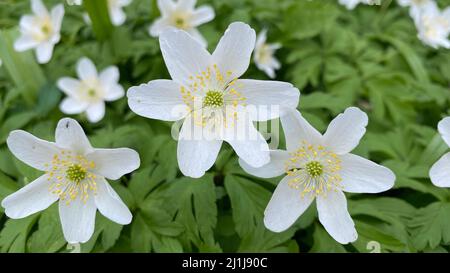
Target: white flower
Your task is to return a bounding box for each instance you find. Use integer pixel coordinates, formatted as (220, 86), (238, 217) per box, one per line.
(254, 29), (281, 79)
(338, 0), (378, 9)
(414, 4), (450, 49)
(1, 118), (140, 243)
(240, 108), (395, 244)
(429, 117), (450, 187)
(14, 0), (64, 64)
(108, 0), (132, 26)
(67, 0), (82, 5)
(397, 0), (437, 21)
(149, 0), (215, 47)
(57, 57), (125, 123)
(128, 22), (300, 178)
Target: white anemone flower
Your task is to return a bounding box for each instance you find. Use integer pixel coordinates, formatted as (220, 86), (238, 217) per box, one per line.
(14, 0), (64, 64)
(254, 29), (281, 79)
(338, 0), (379, 10)
(128, 22), (300, 178)
(1, 118), (140, 243)
(429, 117), (450, 187)
(240, 108), (395, 244)
(57, 57), (125, 123)
(414, 4), (450, 49)
(149, 0), (215, 47)
(397, 0), (437, 21)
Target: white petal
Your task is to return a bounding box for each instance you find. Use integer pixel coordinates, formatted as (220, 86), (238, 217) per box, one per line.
(237, 79), (300, 121)
(239, 150), (289, 178)
(55, 118), (93, 154)
(14, 34), (39, 51)
(109, 6), (126, 26)
(177, 0), (196, 10)
(224, 116), (270, 168)
(99, 66), (119, 85)
(127, 80), (189, 121)
(94, 178), (132, 225)
(340, 153), (395, 193)
(86, 102), (105, 123)
(148, 18), (170, 37)
(1, 175), (58, 219)
(190, 6), (215, 27)
(7, 130), (60, 171)
(322, 107), (368, 155)
(157, 0), (175, 16)
(85, 148), (140, 180)
(256, 29), (268, 48)
(50, 4), (65, 32)
(212, 22), (256, 80)
(159, 28), (211, 86)
(280, 109), (323, 152)
(59, 195), (96, 244)
(104, 85), (124, 101)
(57, 77), (83, 97)
(19, 15), (38, 32)
(177, 117), (223, 178)
(60, 97), (89, 114)
(31, 0), (49, 17)
(35, 42), (55, 64)
(186, 28), (207, 47)
(430, 152), (450, 187)
(438, 117), (450, 147)
(76, 57), (98, 82)
(317, 190), (357, 244)
(264, 175), (314, 232)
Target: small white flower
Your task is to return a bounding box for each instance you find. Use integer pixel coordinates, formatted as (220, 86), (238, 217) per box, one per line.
(338, 0), (377, 10)
(14, 0), (64, 64)
(1, 118), (140, 243)
(128, 22), (300, 178)
(254, 29), (281, 79)
(66, 0), (82, 5)
(57, 57), (125, 123)
(397, 0), (437, 21)
(108, 0), (132, 26)
(429, 117), (450, 187)
(149, 0), (215, 47)
(240, 108), (395, 244)
(414, 4), (450, 49)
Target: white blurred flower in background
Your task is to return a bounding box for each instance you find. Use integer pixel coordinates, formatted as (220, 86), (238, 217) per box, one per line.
(66, 0), (82, 5)
(14, 0), (64, 64)
(397, 0), (437, 21)
(254, 29), (281, 79)
(149, 0), (215, 47)
(338, 0), (379, 10)
(66, 0), (132, 26)
(414, 4), (450, 48)
(57, 57), (125, 123)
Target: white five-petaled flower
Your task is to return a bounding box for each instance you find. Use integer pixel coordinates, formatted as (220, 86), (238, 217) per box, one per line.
(57, 57), (125, 123)
(14, 0), (64, 64)
(1, 118), (140, 243)
(254, 29), (281, 79)
(429, 117), (450, 187)
(149, 0), (215, 47)
(128, 22), (300, 178)
(338, 0), (378, 10)
(413, 3), (450, 49)
(240, 108), (395, 244)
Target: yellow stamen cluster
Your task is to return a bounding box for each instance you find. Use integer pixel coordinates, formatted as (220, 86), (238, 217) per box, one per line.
(285, 141), (342, 198)
(180, 64), (247, 129)
(45, 150), (97, 205)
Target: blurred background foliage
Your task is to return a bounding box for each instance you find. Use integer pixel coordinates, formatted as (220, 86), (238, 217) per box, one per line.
(0, 0), (450, 252)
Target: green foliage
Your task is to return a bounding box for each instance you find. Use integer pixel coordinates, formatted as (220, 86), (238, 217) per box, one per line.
(0, 0), (449, 253)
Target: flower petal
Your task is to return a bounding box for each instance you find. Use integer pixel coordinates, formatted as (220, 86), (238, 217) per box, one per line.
(35, 42), (55, 64)
(85, 148), (140, 180)
(19, 15), (38, 32)
(430, 152), (450, 187)
(177, 117), (223, 178)
(317, 190), (357, 244)
(14, 34), (39, 51)
(177, 0), (196, 10)
(438, 117), (450, 147)
(340, 153), (395, 193)
(60, 97), (89, 114)
(280, 109), (323, 152)
(109, 5), (126, 26)
(94, 178), (132, 225)
(127, 79), (188, 121)
(31, 0), (49, 17)
(57, 77), (83, 97)
(190, 6), (215, 27)
(212, 22), (255, 80)
(239, 150), (289, 178)
(59, 195), (96, 244)
(264, 175), (314, 232)
(55, 118), (93, 154)
(99, 66), (119, 85)
(86, 102), (105, 123)
(322, 107), (368, 155)
(186, 28), (207, 47)
(237, 79), (300, 121)
(1, 175), (59, 219)
(157, 0), (175, 16)
(50, 4), (65, 32)
(7, 130), (60, 171)
(104, 85), (124, 101)
(76, 57), (98, 82)
(159, 28), (211, 86)
(148, 18), (170, 37)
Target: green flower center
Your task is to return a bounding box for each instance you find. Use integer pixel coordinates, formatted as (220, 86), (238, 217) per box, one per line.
(88, 89), (96, 97)
(66, 164), (87, 183)
(203, 91), (224, 107)
(175, 17), (185, 28)
(305, 161), (323, 177)
(41, 24), (51, 35)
